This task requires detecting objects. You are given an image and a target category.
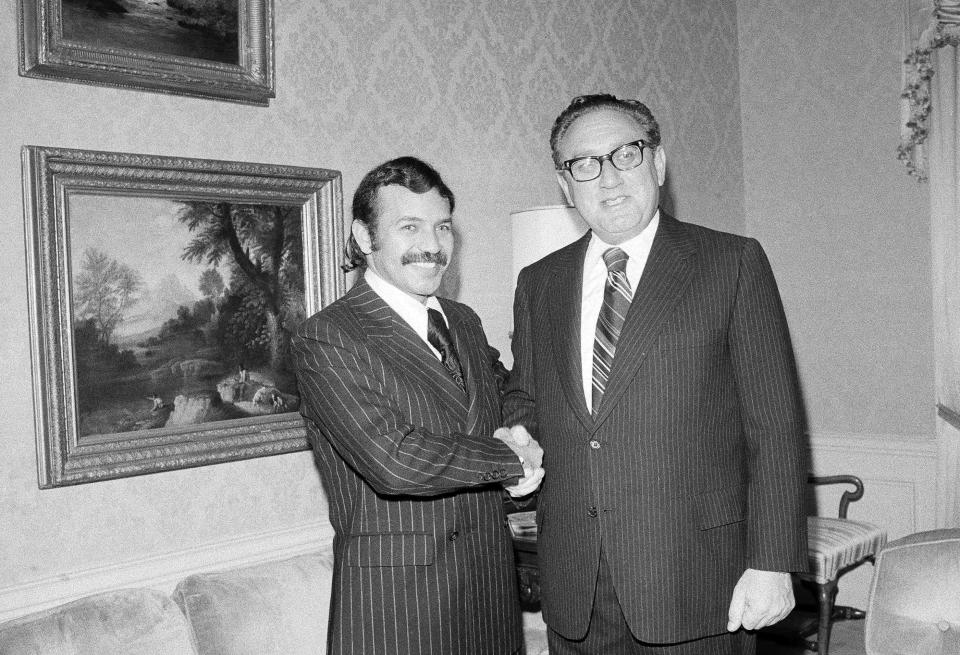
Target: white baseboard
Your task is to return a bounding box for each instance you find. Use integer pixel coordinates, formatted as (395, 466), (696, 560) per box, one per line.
(0, 520), (334, 624)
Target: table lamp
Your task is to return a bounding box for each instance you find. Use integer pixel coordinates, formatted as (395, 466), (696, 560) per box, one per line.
(509, 205), (588, 286)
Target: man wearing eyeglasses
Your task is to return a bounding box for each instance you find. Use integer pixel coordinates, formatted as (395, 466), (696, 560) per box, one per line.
(502, 94), (808, 654)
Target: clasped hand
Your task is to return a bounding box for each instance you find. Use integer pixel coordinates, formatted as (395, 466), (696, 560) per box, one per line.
(493, 425), (544, 497)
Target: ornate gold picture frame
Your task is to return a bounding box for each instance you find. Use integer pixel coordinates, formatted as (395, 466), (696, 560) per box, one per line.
(22, 146), (344, 487)
(17, 0), (275, 105)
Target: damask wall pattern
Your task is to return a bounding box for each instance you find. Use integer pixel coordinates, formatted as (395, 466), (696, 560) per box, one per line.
(0, 0), (743, 605)
(280, 0), (744, 356)
(289, 1), (741, 171)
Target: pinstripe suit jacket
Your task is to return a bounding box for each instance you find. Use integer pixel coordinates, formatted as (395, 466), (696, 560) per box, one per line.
(502, 212), (808, 644)
(293, 278), (525, 655)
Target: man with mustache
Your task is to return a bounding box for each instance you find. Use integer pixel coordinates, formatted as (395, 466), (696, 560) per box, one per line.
(293, 156), (544, 655)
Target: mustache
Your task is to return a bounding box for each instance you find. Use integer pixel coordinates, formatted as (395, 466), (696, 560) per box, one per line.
(401, 251), (449, 266)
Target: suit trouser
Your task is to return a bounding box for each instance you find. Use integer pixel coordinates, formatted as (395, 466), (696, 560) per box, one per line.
(546, 550), (756, 655)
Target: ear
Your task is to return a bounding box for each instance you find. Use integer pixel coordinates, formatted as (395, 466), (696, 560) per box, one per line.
(352, 220), (373, 254)
(556, 172), (574, 206)
(653, 146), (666, 186)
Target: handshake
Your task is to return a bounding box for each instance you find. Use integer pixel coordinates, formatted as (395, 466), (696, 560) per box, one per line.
(493, 425), (544, 498)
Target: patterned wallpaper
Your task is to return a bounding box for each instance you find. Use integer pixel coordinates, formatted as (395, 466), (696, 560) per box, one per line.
(285, 1), (742, 161)
(275, 0), (745, 357)
(0, 0), (743, 596)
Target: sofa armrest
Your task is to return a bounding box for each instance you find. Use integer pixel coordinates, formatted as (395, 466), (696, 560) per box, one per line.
(0, 588), (196, 655)
(172, 550), (333, 655)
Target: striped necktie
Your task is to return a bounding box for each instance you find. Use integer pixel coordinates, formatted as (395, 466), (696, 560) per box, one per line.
(592, 247), (632, 414)
(427, 307), (466, 392)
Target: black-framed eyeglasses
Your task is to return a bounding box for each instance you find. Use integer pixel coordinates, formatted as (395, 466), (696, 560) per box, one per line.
(559, 139), (649, 182)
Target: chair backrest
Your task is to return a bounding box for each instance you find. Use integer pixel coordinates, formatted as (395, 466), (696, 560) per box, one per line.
(864, 528), (960, 655)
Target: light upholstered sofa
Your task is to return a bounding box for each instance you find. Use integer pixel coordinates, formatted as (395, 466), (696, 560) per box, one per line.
(0, 544), (548, 655)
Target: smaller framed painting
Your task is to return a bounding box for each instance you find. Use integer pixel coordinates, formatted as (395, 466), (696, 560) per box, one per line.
(23, 146), (344, 487)
(17, 0), (274, 105)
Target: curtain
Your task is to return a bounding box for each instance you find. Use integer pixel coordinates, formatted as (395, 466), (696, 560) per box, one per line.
(906, 1), (960, 413)
(902, 1), (960, 526)
(930, 35), (960, 419)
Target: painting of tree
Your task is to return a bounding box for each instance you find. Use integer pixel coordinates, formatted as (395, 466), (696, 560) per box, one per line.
(68, 195), (307, 438)
(23, 146), (342, 487)
(73, 247), (143, 346)
(177, 202), (304, 373)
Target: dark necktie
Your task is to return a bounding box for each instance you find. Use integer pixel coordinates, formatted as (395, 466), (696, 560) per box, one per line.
(427, 307), (466, 391)
(592, 247), (632, 413)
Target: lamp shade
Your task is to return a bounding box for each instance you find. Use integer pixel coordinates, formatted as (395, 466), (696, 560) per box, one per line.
(510, 205), (588, 285)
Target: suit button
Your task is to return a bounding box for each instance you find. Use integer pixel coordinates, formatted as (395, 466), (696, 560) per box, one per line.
(587, 506), (598, 518)
(449, 530), (459, 541)
(589, 439), (601, 449)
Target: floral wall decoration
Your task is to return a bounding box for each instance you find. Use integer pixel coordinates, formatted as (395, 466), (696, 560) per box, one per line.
(899, 0), (960, 181)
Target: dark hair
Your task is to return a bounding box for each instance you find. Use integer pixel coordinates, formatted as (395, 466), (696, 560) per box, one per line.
(549, 93), (662, 169)
(342, 156), (455, 272)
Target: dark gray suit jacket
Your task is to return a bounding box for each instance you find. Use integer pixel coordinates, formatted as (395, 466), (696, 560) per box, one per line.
(293, 278), (525, 655)
(503, 212), (808, 643)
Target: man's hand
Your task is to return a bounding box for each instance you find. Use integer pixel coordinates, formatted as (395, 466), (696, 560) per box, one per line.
(503, 465), (544, 497)
(494, 425), (543, 469)
(726, 569), (795, 632)
(494, 426), (544, 497)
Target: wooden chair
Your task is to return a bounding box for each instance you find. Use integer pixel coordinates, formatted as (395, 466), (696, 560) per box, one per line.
(798, 474), (888, 654)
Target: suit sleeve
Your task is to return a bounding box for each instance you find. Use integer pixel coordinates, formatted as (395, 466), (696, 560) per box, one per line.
(292, 317), (524, 497)
(729, 239), (809, 573)
(501, 268), (539, 437)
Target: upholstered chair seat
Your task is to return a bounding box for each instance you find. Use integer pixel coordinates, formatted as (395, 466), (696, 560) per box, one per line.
(796, 475), (888, 655)
(803, 516), (889, 585)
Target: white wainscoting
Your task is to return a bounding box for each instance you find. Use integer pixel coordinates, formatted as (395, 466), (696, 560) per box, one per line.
(0, 520), (334, 624)
(807, 432), (939, 608)
(0, 436), (940, 623)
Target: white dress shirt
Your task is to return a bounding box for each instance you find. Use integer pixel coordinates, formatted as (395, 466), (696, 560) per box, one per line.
(364, 268), (447, 360)
(580, 211), (660, 409)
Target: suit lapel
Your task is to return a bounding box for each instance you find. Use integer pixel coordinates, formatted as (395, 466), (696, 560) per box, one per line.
(592, 212), (697, 426)
(350, 279), (470, 421)
(439, 299), (488, 435)
(548, 233), (594, 428)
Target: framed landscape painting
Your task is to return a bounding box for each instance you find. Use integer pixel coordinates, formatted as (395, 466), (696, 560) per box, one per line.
(17, 0), (274, 105)
(23, 146), (344, 487)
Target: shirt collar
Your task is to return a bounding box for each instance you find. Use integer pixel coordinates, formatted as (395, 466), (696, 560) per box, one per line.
(585, 209), (660, 266)
(364, 268), (445, 336)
